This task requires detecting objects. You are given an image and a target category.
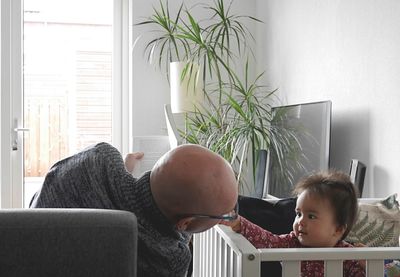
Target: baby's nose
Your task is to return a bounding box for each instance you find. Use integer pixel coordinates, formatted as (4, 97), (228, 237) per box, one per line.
(298, 217), (306, 226)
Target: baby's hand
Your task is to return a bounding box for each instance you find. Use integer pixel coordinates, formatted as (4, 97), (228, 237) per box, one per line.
(353, 242), (366, 247)
(219, 216), (241, 233)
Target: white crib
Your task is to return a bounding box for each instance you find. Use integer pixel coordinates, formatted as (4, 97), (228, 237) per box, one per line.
(193, 225), (400, 277)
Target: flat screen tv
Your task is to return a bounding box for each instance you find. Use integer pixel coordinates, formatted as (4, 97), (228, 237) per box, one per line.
(263, 100), (332, 198)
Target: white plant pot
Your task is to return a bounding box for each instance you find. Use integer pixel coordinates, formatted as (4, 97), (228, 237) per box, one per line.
(169, 61), (204, 113)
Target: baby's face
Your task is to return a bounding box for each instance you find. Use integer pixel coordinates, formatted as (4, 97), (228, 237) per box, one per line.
(292, 191), (345, 247)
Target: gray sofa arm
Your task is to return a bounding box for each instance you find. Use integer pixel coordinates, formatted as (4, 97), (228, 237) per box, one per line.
(0, 209), (137, 277)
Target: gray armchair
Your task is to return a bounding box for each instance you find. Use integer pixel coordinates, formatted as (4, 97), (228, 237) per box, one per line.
(0, 209), (137, 277)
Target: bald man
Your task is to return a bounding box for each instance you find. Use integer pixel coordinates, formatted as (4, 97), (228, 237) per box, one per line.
(30, 142), (238, 277)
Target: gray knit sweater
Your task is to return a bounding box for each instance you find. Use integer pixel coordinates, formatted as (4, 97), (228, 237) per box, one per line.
(31, 142), (192, 277)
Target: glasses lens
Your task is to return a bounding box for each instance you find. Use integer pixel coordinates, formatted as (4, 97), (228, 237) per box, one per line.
(221, 203), (238, 221)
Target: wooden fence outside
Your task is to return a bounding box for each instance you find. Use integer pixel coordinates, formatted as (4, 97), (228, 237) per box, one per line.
(24, 96), (69, 177)
(23, 50), (112, 177)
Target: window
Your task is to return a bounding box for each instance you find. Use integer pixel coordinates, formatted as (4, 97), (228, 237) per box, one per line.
(1, 0), (131, 208)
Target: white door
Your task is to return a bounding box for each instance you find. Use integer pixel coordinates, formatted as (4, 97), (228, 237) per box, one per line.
(1, 0), (131, 208)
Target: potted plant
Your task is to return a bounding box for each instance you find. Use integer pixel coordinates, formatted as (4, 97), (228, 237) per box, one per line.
(135, 0), (301, 195)
(135, 0), (257, 85)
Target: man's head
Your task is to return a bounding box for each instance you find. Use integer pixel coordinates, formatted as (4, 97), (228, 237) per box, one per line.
(150, 144), (238, 233)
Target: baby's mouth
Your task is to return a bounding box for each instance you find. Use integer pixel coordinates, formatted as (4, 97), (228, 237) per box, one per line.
(298, 230), (307, 236)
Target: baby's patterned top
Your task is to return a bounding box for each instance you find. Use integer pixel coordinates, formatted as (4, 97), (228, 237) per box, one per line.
(239, 217), (365, 277)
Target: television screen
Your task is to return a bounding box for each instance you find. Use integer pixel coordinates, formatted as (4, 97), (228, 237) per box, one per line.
(264, 100), (332, 198)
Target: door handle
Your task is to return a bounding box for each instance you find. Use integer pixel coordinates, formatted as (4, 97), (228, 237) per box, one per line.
(14, 128), (30, 132)
(12, 119), (30, 151)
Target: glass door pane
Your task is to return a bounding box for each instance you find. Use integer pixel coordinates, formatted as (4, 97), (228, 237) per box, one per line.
(23, 0), (113, 207)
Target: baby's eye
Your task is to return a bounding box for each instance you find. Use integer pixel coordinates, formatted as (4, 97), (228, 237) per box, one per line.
(295, 211), (302, 217)
(308, 214), (317, 219)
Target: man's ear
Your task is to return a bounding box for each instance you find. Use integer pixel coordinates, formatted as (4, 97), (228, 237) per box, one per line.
(175, 217), (194, 231)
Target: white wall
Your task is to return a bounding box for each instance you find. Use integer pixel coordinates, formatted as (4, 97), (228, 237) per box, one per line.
(255, 0), (400, 197)
(131, 0), (168, 137)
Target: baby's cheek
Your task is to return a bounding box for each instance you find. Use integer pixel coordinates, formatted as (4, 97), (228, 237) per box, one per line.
(292, 221), (298, 232)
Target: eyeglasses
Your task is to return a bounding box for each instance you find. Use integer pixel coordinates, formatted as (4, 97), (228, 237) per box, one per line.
(179, 202), (239, 222)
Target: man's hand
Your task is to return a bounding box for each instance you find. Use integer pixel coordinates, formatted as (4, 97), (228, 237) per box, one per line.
(124, 152), (144, 174)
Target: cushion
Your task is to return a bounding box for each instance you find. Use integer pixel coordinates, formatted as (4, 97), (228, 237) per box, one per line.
(238, 195), (296, 234)
(346, 194), (400, 247)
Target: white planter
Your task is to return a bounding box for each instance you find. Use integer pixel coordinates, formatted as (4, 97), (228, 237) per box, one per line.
(169, 61), (204, 113)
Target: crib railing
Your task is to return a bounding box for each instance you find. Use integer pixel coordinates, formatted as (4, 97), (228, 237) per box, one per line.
(259, 247), (400, 277)
(193, 224), (261, 277)
(193, 225), (400, 277)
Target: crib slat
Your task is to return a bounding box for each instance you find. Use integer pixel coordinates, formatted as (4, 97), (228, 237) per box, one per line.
(232, 248), (238, 277)
(325, 260), (343, 277)
(206, 230), (210, 277)
(211, 229), (216, 277)
(367, 260), (383, 277)
(221, 238), (226, 277)
(227, 245), (232, 277)
(281, 261), (300, 277)
(192, 232), (200, 277)
(216, 234), (221, 277)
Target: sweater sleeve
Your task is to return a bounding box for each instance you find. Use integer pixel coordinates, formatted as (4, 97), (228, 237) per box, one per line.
(239, 216), (298, 249)
(31, 142), (135, 210)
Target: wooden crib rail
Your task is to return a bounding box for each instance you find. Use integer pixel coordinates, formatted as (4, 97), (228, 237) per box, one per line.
(259, 247), (400, 277)
(193, 225), (400, 277)
(193, 225), (260, 277)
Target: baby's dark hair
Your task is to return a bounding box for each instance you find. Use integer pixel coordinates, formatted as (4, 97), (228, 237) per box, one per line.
(293, 170), (358, 240)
